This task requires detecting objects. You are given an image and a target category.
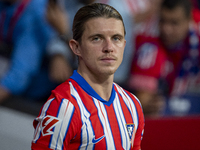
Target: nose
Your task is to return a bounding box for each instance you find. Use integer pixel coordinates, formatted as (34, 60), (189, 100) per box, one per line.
(160, 23), (172, 36)
(102, 39), (114, 53)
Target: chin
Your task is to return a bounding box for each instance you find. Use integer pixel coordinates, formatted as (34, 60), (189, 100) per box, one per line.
(99, 68), (116, 76)
(161, 39), (171, 47)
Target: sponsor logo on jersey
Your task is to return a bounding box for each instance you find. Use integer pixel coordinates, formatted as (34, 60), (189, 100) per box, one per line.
(92, 135), (105, 144)
(41, 115), (61, 136)
(126, 123), (135, 141)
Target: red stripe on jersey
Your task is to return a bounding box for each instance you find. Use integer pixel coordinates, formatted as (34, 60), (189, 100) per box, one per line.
(105, 103), (124, 149)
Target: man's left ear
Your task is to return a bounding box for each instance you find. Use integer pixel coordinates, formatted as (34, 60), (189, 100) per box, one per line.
(69, 39), (81, 56)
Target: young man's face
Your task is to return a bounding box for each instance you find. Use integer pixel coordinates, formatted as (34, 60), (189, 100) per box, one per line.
(75, 17), (126, 77)
(159, 6), (190, 47)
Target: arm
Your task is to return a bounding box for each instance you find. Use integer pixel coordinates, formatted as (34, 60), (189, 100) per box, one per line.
(0, 86), (10, 104)
(31, 92), (81, 150)
(46, 1), (69, 35)
(0, 17), (44, 96)
(0, 1), (56, 100)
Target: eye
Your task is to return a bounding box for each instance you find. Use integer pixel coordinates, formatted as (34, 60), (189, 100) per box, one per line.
(92, 36), (101, 41)
(113, 36), (121, 41)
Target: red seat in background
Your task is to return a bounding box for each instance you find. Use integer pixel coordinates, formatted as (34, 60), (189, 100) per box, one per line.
(141, 116), (200, 150)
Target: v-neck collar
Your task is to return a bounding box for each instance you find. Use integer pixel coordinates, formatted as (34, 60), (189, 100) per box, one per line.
(70, 70), (116, 106)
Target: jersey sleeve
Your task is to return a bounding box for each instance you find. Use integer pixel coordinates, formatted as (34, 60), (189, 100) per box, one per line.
(31, 90), (81, 150)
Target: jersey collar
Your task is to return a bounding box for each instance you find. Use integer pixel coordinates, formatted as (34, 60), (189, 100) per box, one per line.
(70, 70), (116, 106)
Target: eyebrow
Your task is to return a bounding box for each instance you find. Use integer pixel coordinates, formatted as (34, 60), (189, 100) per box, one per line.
(88, 33), (124, 39)
(112, 34), (124, 38)
(88, 34), (103, 39)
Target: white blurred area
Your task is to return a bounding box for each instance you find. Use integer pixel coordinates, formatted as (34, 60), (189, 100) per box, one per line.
(0, 106), (35, 150)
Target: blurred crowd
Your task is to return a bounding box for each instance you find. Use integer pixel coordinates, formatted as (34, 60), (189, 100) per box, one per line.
(0, 0), (200, 117)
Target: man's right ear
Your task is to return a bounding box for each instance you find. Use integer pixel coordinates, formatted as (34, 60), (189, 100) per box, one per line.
(69, 39), (81, 56)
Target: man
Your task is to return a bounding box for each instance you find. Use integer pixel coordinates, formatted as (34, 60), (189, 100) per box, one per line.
(129, 0), (200, 116)
(31, 3), (144, 150)
(0, 0), (58, 103)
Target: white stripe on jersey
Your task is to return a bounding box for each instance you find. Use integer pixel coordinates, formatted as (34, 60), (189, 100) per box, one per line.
(114, 84), (139, 131)
(33, 98), (55, 143)
(49, 99), (74, 150)
(69, 82), (95, 150)
(115, 85), (140, 146)
(113, 93), (131, 150)
(93, 98), (116, 150)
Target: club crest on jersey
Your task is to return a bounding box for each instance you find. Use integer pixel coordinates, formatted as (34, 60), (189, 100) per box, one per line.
(126, 123), (135, 141)
(41, 115), (61, 136)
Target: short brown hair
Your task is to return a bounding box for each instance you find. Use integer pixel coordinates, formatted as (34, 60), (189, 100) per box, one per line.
(161, 0), (192, 19)
(72, 3), (126, 43)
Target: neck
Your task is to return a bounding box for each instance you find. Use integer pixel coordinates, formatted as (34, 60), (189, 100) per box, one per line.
(77, 68), (114, 101)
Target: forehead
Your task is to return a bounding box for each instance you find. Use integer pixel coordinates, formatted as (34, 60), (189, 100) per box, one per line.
(83, 17), (125, 35)
(161, 6), (188, 20)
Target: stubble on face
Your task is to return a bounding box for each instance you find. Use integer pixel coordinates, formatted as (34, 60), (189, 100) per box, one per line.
(77, 17), (126, 79)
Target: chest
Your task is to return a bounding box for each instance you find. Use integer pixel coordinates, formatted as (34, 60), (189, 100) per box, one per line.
(70, 94), (138, 150)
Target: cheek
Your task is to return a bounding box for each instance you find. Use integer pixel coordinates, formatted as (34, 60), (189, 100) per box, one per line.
(83, 50), (97, 63)
(175, 25), (188, 38)
(120, 52), (124, 63)
(117, 48), (124, 62)
(119, 49), (124, 57)
(80, 44), (94, 58)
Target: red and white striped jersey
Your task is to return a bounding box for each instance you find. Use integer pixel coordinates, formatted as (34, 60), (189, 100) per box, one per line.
(31, 71), (144, 150)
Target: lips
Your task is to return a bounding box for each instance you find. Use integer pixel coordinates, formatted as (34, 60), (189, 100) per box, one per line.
(101, 57), (115, 60)
(100, 57), (117, 64)
(100, 55), (117, 61)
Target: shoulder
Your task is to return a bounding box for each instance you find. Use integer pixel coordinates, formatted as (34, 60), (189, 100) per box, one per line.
(52, 80), (71, 96)
(114, 83), (143, 111)
(36, 79), (82, 123)
(125, 89), (143, 111)
(50, 79), (77, 103)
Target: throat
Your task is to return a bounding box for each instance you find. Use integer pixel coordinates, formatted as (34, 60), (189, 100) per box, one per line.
(95, 84), (113, 101)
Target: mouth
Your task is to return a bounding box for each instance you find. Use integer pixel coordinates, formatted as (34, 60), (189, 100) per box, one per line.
(161, 34), (171, 41)
(100, 56), (117, 63)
